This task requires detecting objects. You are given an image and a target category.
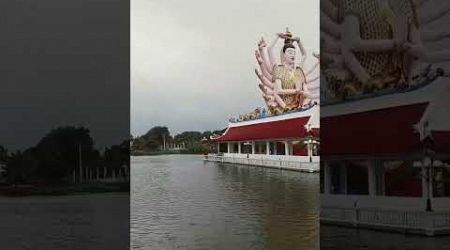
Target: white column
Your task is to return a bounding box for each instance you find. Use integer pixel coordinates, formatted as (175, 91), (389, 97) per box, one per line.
(251, 141), (255, 154)
(324, 162), (331, 194)
(266, 141), (270, 155)
(368, 161), (376, 196)
(284, 141), (289, 155)
(421, 166), (427, 203)
(429, 167), (434, 205)
(421, 165), (434, 207)
(273, 142), (277, 155)
(238, 142), (241, 154)
(217, 143), (220, 153)
(227, 142), (231, 153)
(340, 165), (347, 194)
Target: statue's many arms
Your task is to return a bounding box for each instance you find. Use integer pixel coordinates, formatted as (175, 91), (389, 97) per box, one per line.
(321, 0), (450, 99)
(255, 29), (320, 115)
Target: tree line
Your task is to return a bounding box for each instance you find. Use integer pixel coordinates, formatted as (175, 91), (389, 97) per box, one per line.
(131, 126), (225, 154)
(0, 126), (129, 185)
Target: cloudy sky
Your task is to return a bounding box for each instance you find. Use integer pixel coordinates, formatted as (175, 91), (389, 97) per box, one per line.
(131, 0), (319, 137)
(1, 0), (129, 150)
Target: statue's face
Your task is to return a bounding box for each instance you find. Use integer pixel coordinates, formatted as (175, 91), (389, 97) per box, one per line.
(284, 48), (296, 64)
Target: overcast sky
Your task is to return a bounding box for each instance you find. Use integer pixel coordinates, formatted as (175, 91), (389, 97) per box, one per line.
(1, 0), (129, 150)
(131, 0), (319, 137)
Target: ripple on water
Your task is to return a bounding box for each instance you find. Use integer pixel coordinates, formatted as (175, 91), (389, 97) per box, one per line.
(131, 155), (319, 250)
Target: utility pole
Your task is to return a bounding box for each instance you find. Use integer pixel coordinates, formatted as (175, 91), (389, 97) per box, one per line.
(163, 134), (166, 151)
(79, 144), (83, 183)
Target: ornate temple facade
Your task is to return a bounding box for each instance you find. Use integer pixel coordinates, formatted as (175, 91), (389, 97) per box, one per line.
(320, 75), (450, 235)
(319, 0), (450, 236)
(206, 105), (320, 172)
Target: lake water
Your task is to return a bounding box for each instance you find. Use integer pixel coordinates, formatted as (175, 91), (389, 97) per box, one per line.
(0, 193), (129, 250)
(131, 154), (319, 250)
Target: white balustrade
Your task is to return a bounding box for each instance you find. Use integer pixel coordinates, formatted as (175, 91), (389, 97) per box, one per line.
(320, 194), (450, 235)
(203, 153), (319, 172)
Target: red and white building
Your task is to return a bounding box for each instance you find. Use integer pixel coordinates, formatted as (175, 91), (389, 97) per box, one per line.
(320, 75), (450, 235)
(205, 105), (320, 172)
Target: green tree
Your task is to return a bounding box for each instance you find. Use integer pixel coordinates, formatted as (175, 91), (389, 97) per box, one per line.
(0, 145), (7, 162)
(33, 126), (97, 183)
(5, 150), (39, 184)
(133, 126), (171, 152)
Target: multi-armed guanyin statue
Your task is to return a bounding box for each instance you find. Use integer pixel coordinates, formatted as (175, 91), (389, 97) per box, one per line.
(255, 29), (320, 115)
(321, 0), (450, 101)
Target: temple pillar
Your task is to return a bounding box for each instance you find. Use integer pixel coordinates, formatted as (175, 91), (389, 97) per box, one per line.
(340, 165), (347, 194)
(324, 162), (330, 194)
(273, 142), (277, 155)
(251, 141), (255, 154)
(227, 142), (231, 153)
(238, 142), (241, 154)
(217, 143), (220, 153)
(266, 141), (270, 155)
(422, 167), (427, 201)
(368, 161), (376, 196)
(284, 141), (289, 155)
(421, 165), (434, 210)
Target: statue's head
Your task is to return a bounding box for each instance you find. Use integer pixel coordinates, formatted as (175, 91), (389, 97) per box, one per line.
(282, 43), (296, 65)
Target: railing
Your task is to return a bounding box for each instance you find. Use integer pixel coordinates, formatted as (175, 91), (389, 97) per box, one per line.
(321, 206), (450, 235)
(204, 154), (319, 172)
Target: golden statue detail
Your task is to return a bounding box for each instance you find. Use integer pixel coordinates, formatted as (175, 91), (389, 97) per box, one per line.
(255, 28), (320, 115)
(321, 0), (450, 101)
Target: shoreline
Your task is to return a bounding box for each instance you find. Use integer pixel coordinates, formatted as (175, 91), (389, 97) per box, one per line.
(132, 151), (206, 156)
(0, 182), (129, 197)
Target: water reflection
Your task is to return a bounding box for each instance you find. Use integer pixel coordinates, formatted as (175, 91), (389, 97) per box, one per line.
(131, 155), (319, 250)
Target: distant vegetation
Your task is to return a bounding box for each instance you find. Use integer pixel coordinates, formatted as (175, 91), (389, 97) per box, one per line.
(0, 126), (129, 194)
(131, 126), (225, 155)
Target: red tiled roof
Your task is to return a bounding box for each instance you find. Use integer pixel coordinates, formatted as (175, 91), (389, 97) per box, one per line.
(321, 103), (429, 156)
(212, 116), (310, 142)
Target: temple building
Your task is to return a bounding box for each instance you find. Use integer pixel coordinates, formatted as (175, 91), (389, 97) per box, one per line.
(208, 105), (320, 172)
(320, 73), (450, 236)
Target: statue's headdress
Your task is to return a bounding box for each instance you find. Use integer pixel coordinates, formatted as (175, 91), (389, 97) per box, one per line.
(283, 27), (293, 44)
(282, 27), (295, 53)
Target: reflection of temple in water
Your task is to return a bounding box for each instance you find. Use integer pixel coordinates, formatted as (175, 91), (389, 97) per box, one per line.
(215, 164), (319, 249)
